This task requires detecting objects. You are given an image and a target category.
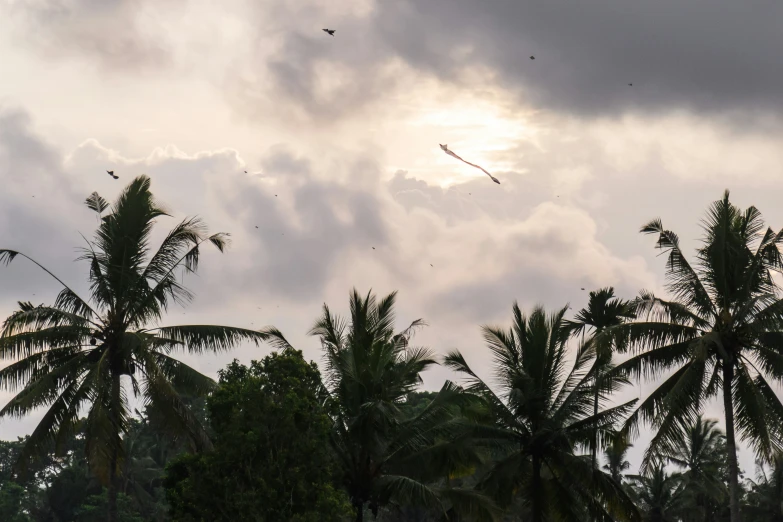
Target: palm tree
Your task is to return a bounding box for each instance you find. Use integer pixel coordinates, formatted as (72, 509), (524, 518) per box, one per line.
(603, 430), (633, 483)
(445, 303), (640, 521)
(745, 452), (783, 521)
(662, 416), (727, 522)
(261, 289), (496, 522)
(628, 466), (685, 522)
(602, 191), (783, 522)
(0, 176), (267, 522)
(565, 287), (636, 468)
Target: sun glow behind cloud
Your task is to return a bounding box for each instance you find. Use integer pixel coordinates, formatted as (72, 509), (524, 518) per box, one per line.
(381, 78), (542, 187)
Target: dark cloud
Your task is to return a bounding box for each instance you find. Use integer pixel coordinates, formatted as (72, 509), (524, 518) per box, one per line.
(369, 0), (783, 119)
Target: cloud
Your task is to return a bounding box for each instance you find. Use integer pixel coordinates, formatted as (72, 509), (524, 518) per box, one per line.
(0, 108), (95, 297)
(369, 0), (783, 120)
(10, 0), (783, 125)
(2, 0), (176, 72)
(224, 0), (783, 125)
(0, 108), (657, 350)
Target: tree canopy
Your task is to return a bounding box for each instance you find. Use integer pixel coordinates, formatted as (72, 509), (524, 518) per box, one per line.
(164, 350), (351, 522)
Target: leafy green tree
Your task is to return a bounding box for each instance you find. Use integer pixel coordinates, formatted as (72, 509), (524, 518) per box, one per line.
(0, 482), (28, 522)
(0, 176), (267, 522)
(628, 466), (684, 522)
(164, 350), (351, 522)
(262, 289), (495, 522)
(402, 391), (440, 418)
(604, 191), (783, 522)
(75, 491), (144, 522)
(565, 287), (636, 468)
(745, 452), (783, 521)
(445, 303), (640, 521)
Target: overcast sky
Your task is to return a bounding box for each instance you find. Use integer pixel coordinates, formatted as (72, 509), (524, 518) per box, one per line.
(3, 0), (783, 474)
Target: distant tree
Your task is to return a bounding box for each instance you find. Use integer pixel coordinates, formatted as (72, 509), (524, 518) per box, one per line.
(262, 289), (495, 522)
(75, 491), (144, 522)
(164, 350), (351, 522)
(744, 452), (783, 522)
(565, 287), (636, 469)
(402, 391), (440, 418)
(604, 191), (783, 522)
(662, 416), (728, 522)
(445, 303), (640, 522)
(603, 431), (633, 484)
(628, 466), (684, 522)
(0, 177), (267, 522)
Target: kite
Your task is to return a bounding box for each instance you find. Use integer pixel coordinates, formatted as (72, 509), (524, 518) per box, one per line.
(439, 144), (500, 184)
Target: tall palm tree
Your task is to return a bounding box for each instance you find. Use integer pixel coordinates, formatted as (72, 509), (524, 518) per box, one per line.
(0, 176), (267, 522)
(745, 452), (783, 521)
(603, 430), (633, 484)
(445, 303), (640, 521)
(662, 416), (728, 522)
(261, 289), (496, 522)
(628, 466), (685, 522)
(565, 287), (636, 468)
(604, 190), (783, 522)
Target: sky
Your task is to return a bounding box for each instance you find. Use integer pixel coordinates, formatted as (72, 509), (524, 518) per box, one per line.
(2, 0), (783, 475)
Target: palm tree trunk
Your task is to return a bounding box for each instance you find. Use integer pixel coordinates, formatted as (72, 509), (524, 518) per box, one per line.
(108, 372), (121, 522)
(354, 502), (364, 522)
(722, 363), (741, 522)
(591, 386), (599, 469)
(532, 454), (543, 522)
(108, 454), (118, 522)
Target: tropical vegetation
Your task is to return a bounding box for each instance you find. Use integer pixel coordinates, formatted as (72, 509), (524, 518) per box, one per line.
(0, 180), (782, 521)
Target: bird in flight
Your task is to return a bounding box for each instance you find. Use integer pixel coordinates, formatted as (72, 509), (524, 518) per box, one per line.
(106, 170), (118, 179)
(628, 83), (633, 87)
(439, 144), (500, 184)
(530, 56), (535, 60)
(323, 28), (335, 36)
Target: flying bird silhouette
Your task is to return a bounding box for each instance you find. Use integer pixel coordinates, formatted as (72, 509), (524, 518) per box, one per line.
(439, 144), (500, 184)
(628, 83), (633, 87)
(530, 56), (535, 60)
(323, 28), (335, 36)
(106, 170), (118, 179)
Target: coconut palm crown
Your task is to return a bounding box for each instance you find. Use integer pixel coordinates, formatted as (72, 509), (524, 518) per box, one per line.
(0, 176), (267, 520)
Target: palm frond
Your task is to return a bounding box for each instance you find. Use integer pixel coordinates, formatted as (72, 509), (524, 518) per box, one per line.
(150, 325), (269, 354)
(640, 218), (715, 318)
(0, 250), (98, 319)
(85, 192), (109, 214)
(257, 326), (297, 352)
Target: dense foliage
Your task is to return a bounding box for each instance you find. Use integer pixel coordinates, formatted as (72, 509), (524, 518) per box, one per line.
(2, 180), (783, 521)
(164, 350), (351, 521)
